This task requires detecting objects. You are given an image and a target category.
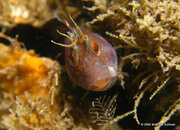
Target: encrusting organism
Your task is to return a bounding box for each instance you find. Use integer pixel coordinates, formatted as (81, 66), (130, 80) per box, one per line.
(0, 33), (82, 129)
(52, 15), (118, 91)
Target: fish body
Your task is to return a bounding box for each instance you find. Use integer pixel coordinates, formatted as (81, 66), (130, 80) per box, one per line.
(52, 17), (118, 91)
(64, 27), (118, 91)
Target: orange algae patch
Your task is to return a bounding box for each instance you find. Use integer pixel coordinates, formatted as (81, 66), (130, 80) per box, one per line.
(0, 41), (64, 129)
(0, 43), (51, 98)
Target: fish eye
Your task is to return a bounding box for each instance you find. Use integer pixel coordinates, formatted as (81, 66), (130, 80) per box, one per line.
(68, 48), (79, 66)
(90, 40), (101, 55)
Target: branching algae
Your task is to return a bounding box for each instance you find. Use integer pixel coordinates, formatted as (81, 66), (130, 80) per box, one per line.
(84, 0), (180, 129)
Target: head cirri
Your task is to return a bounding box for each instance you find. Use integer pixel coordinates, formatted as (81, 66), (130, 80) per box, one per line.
(51, 15), (118, 91)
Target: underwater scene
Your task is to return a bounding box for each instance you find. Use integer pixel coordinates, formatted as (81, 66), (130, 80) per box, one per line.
(0, 0), (179, 129)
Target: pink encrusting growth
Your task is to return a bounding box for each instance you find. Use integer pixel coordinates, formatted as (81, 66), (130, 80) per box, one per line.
(52, 16), (118, 91)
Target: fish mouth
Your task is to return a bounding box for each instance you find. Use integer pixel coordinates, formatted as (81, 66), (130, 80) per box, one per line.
(88, 77), (116, 91)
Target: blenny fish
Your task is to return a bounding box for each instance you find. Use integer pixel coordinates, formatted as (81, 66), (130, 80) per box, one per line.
(52, 15), (118, 91)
